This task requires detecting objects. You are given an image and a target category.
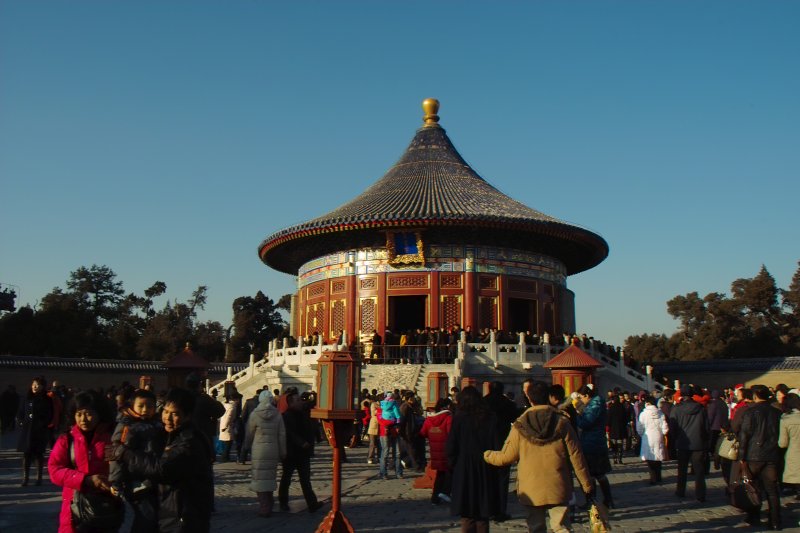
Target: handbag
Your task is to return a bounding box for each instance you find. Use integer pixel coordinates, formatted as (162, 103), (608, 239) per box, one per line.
(730, 462), (761, 513)
(67, 433), (125, 532)
(716, 433), (739, 461)
(586, 497), (612, 532)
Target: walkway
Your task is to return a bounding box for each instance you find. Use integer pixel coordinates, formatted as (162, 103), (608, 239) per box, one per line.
(1, 430), (798, 532)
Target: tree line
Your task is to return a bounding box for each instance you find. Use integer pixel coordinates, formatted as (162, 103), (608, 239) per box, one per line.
(624, 261), (800, 362)
(0, 265), (289, 363)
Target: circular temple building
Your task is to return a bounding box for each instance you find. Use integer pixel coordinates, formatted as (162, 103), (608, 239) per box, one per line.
(258, 99), (608, 344)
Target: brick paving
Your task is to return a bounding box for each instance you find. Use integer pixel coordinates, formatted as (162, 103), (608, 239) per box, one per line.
(2, 430), (799, 532)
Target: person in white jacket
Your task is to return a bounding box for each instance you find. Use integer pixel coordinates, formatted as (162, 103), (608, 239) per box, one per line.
(637, 395), (669, 485)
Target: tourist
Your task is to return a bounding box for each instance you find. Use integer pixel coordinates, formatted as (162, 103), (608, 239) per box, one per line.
(778, 392), (800, 500)
(446, 386), (501, 533)
(217, 391), (238, 462)
(109, 388), (162, 532)
(636, 395), (669, 485)
(278, 391), (323, 513)
(366, 396), (381, 464)
(420, 397), (453, 505)
(484, 380), (594, 533)
(669, 384), (709, 502)
(398, 392), (423, 470)
(238, 388), (262, 464)
(738, 384), (783, 529)
(484, 381), (518, 522)
(243, 389), (285, 517)
(185, 373), (225, 448)
(607, 393), (629, 465)
(576, 384), (614, 508)
(548, 384), (577, 430)
(17, 376), (53, 486)
(48, 389), (120, 533)
(706, 389), (729, 472)
(111, 387), (215, 533)
(377, 395), (403, 479)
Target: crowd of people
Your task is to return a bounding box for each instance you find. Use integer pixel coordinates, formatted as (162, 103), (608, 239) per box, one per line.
(3, 373), (799, 532)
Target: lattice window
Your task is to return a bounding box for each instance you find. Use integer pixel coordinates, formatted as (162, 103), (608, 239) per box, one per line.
(360, 298), (376, 333)
(307, 283), (325, 298)
(479, 276), (497, 290)
(330, 300), (345, 339)
(440, 274), (462, 289)
(509, 278), (536, 293)
(306, 303), (325, 336)
(442, 296), (462, 329)
(360, 277), (377, 290)
(479, 297), (497, 329)
(388, 275), (427, 289)
(331, 279), (346, 294)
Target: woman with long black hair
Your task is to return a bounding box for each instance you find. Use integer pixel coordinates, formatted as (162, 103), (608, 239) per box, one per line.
(446, 386), (501, 533)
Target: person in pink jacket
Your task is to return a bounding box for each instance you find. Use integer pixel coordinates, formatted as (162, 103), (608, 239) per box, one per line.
(48, 390), (119, 533)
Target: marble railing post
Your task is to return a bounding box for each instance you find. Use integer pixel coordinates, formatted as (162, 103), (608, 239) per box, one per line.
(489, 330), (498, 364)
(646, 365), (653, 391)
(518, 332), (526, 363)
(618, 350), (626, 377)
(248, 353), (255, 378)
(543, 342), (551, 360)
(226, 366), (233, 380)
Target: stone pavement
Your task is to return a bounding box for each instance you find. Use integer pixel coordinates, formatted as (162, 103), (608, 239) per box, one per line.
(2, 429), (799, 532)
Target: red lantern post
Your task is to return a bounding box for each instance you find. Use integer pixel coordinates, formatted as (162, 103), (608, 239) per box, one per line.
(311, 351), (360, 533)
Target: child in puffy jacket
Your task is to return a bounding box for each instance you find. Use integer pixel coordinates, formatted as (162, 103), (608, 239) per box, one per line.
(380, 392), (401, 424)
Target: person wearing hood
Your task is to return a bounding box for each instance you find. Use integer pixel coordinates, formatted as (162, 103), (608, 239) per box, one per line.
(636, 395), (669, 485)
(485, 380), (594, 533)
(576, 385), (614, 509)
(669, 384), (709, 502)
(420, 397), (453, 505)
(243, 389), (286, 517)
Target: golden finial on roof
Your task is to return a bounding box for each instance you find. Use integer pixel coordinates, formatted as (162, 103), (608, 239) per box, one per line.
(422, 98), (440, 127)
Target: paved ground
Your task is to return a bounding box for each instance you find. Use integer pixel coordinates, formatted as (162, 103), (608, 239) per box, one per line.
(2, 429), (799, 532)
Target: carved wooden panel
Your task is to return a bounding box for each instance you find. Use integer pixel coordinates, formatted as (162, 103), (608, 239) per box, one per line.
(307, 283), (325, 298)
(508, 278), (536, 293)
(442, 295), (462, 329)
(306, 303), (325, 335)
(479, 296), (498, 329)
(360, 298), (376, 333)
(479, 276), (497, 290)
(330, 300), (345, 339)
(331, 279), (346, 294)
(360, 277), (377, 290)
(440, 273), (462, 289)
(388, 275), (428, 289)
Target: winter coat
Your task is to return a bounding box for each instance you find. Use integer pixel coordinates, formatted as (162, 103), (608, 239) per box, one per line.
(738, 401), (782, 462)
(484, 406), (593, 507)
(244, 400), (286, 492)
(380, 399), (401, 423)
(669, 399), (709, 451)
(218, 400), (237, 442)
(123, 422), (214, 533)
(367, 401), (380, 436)
(607, 401), (629, 440)
(109, 408), (162, 489)
(485, 392), (518, 443)
(706, 397), (729, 432)
(283, 408), (316, 459)
(637, 404), (669, 462)
(778, 410), (800, 484)
(48, 424), (113, 533)
(446, 410), (501, 519)
(576, 396), (608, 455)
(16, 391), (53, 455)
(191, 392), (225, 444)
(376, 407), (398, 438)
(420, 410), (452, 471)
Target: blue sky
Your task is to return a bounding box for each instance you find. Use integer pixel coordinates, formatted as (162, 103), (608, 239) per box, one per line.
(1, 1), (798, 348)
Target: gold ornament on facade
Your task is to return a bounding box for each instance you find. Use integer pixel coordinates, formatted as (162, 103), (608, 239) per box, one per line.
(386, 230), (425, 266)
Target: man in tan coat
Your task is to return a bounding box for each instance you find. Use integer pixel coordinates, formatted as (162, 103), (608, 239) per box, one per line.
(484, 381), (594, 533)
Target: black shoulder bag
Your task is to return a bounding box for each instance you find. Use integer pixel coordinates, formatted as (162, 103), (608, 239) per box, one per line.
(67, 432), (125, 532)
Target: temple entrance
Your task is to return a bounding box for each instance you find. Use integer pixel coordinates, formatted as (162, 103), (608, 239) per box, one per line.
(389, 295), (427, 334)
(508, 298), (536, 333)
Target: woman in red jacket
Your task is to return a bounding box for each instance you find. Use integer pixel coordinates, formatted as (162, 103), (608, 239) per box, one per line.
(48, 390), (119, 533)
(420, 397), (453, 504)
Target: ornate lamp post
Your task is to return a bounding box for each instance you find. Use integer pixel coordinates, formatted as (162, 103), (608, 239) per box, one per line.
(311, 350), (360, 533)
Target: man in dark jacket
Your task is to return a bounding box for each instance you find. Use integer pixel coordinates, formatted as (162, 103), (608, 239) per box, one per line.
(485, 381), (518, 521)
(706, 390), (729, 472)
(279, 392), (323, 513)
(738, 384), (782, 529)
(116, 388), (214, 533)
(669, 385), (709, 502)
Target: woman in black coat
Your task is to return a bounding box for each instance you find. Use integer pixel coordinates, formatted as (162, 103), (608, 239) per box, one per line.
(446, 386), (501, 533)
(607, 395), (629, 464)
(17, 376), (53, 486)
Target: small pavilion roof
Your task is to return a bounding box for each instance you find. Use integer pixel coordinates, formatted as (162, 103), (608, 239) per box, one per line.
(162, 343), (211, 369)
(544, 344), (603, 369)
(259, 99), (608, 275)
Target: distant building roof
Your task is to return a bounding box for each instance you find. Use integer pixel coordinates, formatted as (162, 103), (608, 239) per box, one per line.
(544, 344), (603, 369)
(0, 354), (244, 374)
(162, 343), (211, 369)
(652, 357), (800, 374)
(259, 99), (608, 275)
